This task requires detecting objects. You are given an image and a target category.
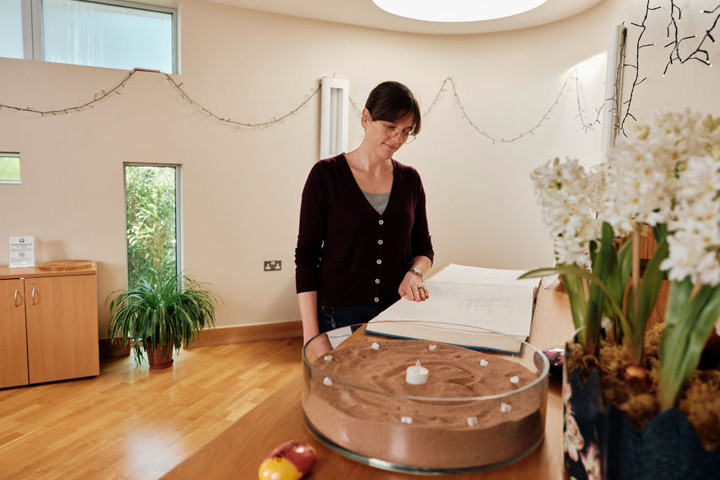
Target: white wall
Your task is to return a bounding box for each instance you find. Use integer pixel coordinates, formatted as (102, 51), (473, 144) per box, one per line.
(1, 0), (718, 336)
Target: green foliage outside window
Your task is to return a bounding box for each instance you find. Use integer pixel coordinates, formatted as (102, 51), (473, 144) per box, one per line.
(0, 155), (21, 182)
(125, 165), (177, 288)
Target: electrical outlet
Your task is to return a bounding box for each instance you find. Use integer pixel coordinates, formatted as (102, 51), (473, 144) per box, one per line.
(264, 260), (282, 271)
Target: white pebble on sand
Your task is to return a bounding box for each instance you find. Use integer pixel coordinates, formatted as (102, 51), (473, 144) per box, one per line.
(510, 376), (519, 384)
(400, 416), (413, 424)
(428, 344), (437, 351)
(323, 355), (333, 361)
(500, 403), (512, 413)
(371, 342), (380, 350)
(323, 377), (333, 386)
(466, 416), (478, 427)
(480, 359), (489, 367)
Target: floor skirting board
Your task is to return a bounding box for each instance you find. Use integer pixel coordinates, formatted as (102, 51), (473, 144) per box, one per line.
(99, 320), (303, 357)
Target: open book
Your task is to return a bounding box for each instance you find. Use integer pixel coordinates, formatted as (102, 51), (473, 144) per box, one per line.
(365, 264), (539, 354)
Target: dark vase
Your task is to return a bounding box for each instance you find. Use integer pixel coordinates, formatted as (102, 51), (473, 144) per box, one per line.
(563, 349), (720, 479)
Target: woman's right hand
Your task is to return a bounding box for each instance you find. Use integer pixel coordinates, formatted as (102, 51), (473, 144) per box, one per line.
(398, 270), (429, 302)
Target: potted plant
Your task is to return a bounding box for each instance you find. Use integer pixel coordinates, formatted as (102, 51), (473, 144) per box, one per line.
(522, 108), (720, 479)
(107, 270), (217, 369)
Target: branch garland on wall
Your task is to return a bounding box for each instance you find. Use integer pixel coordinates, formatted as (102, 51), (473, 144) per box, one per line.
(350, 70), (604, 143)
(664, 2), (719, 73)
(0, 68), (320, 129)
(621, 0), (720, 134)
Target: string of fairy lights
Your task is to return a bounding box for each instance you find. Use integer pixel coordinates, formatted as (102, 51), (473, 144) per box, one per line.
(0, 66), (602, 143)
(0, 1), (717, 140)
(162, 73), (320, 129)
(0, 68), (321, 128)
(621, 0), (720, 134)
(350, 70), (604, 144)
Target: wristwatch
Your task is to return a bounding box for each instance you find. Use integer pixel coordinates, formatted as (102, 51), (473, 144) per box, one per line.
(409, 267), (423, 279)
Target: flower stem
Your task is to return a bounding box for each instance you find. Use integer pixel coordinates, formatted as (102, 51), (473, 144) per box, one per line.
(632, 225), (640, 321)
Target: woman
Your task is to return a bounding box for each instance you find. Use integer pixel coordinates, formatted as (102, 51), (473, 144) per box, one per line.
(295, 81), (434, 345)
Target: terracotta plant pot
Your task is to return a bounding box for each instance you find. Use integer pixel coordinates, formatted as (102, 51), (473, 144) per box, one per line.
(563, 346), (720, 479)
(147, 343), (174, 370)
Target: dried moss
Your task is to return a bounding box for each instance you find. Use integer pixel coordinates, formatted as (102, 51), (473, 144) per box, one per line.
(567, 324), (720, 450)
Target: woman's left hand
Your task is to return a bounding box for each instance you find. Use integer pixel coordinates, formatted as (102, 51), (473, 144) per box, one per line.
(399, 271), (429, 302)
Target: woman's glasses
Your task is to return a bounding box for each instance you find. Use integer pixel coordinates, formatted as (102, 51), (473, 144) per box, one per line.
(378, 120), (416, 144)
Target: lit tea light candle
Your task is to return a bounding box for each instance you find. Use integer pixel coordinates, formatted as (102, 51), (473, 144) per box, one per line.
(405, 360), (429, 385)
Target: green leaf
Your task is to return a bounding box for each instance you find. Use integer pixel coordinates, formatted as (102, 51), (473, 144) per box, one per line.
(521, 259), (628, 355)
(585, 222), (616, 354)
(658, 282), (720, 410)
(106, 269), (218, 365)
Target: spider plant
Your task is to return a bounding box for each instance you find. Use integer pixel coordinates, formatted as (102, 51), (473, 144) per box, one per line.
(107, 270), (217, 365)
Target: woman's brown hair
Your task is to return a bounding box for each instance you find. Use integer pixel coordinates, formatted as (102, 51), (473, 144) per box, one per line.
(364, 81), (421, 136)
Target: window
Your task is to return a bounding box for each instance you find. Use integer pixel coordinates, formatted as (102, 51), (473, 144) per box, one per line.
(0, 153), (22, 184)
(0, 0), (177, 73)
(0, 1), (24, 60)
(124, 164), (181, 288)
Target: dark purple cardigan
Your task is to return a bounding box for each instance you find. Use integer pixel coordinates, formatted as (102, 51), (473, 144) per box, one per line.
(295, 154), (434, 309)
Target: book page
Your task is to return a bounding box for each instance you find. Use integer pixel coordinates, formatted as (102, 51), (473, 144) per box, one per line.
(372, 281), (534, 337)
(428, 263), (538, 288)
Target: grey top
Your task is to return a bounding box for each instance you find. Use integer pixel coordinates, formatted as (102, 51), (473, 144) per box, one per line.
(362, 191), (391, 215)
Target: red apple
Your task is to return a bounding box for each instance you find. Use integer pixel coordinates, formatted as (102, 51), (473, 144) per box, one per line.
(258, 441), (317, 480)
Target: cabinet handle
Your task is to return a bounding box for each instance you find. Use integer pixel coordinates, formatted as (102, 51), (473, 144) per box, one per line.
(14, 289), (22, 307)
(31, 287), (38, 305)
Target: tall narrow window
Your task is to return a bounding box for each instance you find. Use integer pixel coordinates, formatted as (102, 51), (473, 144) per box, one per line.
(124, 164), (180, 288)
(0, 153), (22, 184)
(320, 77), (349, 159)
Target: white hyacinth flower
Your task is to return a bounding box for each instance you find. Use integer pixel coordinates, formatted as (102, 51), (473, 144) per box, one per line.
(661, 154), (720, 286)
(530, 157), (603, 267)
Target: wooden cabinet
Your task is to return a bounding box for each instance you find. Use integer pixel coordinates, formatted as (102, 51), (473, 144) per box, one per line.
(0, 278), (30, 388)
(0, 263), (99, 389)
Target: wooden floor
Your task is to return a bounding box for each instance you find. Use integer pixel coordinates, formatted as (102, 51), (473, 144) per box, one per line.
(0, 337), (304, 480)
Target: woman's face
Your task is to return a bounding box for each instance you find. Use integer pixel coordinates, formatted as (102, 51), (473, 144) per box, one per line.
(362, 108), (415, 159)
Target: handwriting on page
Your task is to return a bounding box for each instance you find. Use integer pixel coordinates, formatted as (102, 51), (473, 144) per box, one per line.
(381, 283), (533, 336)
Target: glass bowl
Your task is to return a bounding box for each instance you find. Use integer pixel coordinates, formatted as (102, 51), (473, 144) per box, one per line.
(301, 322), (549, 475)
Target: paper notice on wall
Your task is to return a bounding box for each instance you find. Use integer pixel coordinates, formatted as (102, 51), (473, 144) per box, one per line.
(9, 236), (35, 268)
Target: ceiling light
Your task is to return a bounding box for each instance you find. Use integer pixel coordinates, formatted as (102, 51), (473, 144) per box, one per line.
(372, 0), (549, 23)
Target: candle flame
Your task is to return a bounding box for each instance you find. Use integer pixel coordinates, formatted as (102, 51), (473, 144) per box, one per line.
(415, 360), (422, 368)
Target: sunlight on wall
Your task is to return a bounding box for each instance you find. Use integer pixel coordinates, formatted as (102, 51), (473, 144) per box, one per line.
(570, 52), (608, 80)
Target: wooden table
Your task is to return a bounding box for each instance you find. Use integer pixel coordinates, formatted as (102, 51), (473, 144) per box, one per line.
(162, 285), (573, 480)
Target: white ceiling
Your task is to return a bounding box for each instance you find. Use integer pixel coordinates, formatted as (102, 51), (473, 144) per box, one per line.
(197, 0), (604, 35)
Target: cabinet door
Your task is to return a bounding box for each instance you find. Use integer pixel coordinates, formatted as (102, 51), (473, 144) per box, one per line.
(25, 274), (100, 384)
(0, 279), (30, 388)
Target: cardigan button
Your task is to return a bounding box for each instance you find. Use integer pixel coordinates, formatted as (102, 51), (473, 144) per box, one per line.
(375, 278), (380, 284)
(373, 297), (379, 303)
(378, 219), (384, 225)
(376, 259), (382, 265)
(378, 239), (383, 245)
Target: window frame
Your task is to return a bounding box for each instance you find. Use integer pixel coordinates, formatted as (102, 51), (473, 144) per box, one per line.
(19, 0), (178, 73)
